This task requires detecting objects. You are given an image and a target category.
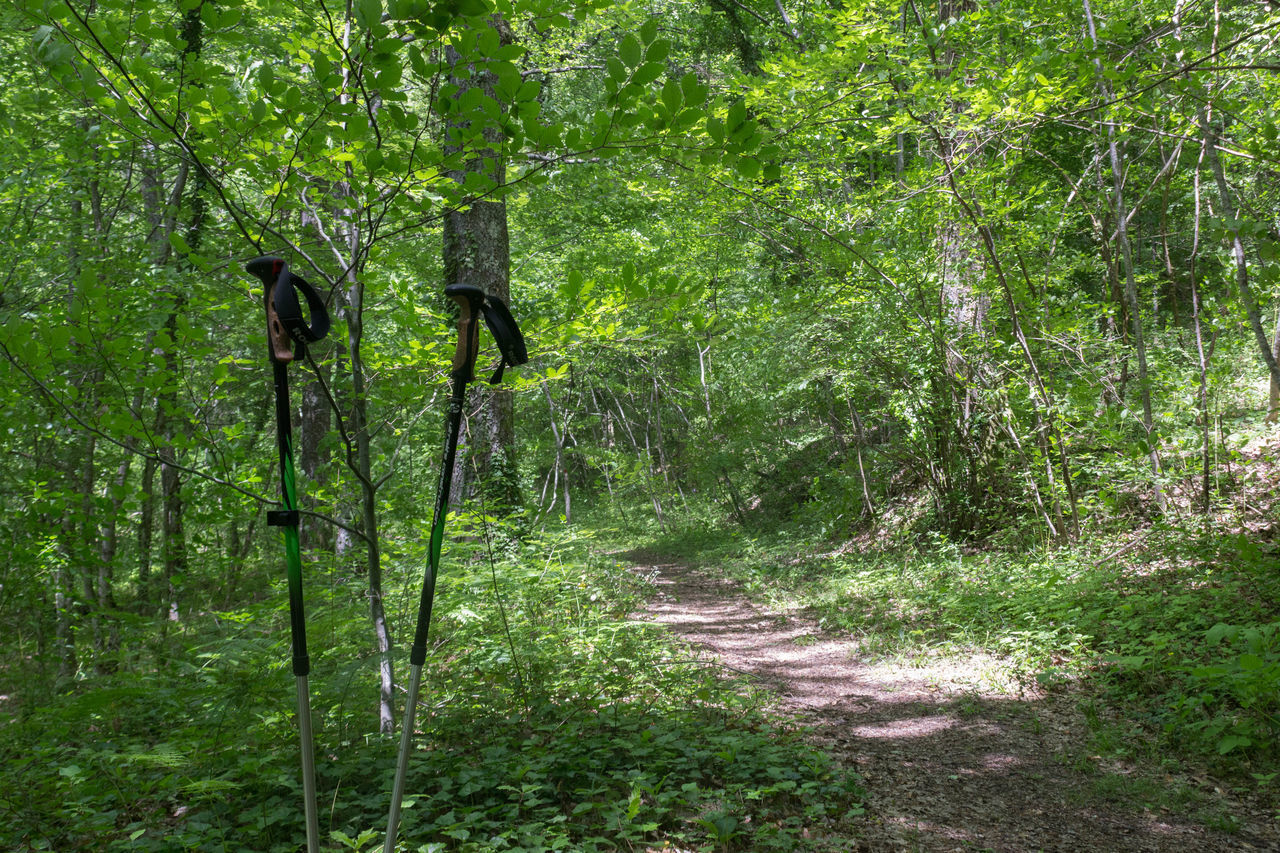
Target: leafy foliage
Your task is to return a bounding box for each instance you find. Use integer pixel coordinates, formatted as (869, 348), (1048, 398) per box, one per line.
(0, 529), (861, 851)
(3, 0), (1280, 846)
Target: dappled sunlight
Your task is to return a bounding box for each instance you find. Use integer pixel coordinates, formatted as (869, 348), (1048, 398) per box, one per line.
(630, 558), (1275, 852)
(847, 715), (958, 739)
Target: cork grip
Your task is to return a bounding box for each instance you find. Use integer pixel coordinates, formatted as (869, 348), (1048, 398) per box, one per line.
(267, 288), (295, 364)
(444, 284), (486, 382)
(448, 291), (478, 380)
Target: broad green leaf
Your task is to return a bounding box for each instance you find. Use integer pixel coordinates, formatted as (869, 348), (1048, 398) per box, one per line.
(679, 71), (704, 105)
(619, 34), (643, 69)
(661, 78), (681, 114)
(706, 116), (724, 144)
(355, 0), (382, 30)
(632, 62), (664, 87)
(645, 39), (670, 64)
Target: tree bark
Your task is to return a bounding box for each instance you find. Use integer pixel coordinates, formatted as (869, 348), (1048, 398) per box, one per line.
(1190, 134), (1214, 519)
(1267, 313), (1280, 423)
(443, 16), (519, 507)
(342, 279), (394, 733)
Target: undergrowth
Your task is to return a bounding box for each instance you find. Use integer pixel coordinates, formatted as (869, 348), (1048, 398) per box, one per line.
(0, 521), (863, 852)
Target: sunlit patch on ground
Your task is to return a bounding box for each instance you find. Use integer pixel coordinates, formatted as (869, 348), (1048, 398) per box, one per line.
(632, 559), (1278, 852)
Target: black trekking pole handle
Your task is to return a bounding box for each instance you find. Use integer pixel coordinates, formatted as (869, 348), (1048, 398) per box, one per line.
(246, 256), (330, 364)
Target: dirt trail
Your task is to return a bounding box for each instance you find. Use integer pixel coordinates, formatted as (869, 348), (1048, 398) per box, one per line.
(631, 557), (1275, 853)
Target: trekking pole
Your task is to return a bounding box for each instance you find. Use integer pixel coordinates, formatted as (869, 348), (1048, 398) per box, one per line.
(384, 283), (527, 853)
(246, 256), (331, 853)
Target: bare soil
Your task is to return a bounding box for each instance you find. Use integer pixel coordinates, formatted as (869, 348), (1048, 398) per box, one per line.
(628, 556), (1278, 853)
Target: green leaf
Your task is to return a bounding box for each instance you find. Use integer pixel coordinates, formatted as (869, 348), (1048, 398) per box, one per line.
(1206, 623), (1235, 644)
(640, 18), (659, 44)
(706, 116), (724, 144)
(661, 78), (681, 114)
(355, 0), (382, 29)
(645, 39), (670, 64)
(1218, 735), (1252, 755)
(632, 62), (664, 87)
(1237, 653), (1266, 671)
(619, 34), (643, 69)
(680, 72), (704, 105)
(561, 270), (584, 300)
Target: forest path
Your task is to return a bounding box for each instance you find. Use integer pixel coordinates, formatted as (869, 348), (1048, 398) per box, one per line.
(627, 555), (1274, 853)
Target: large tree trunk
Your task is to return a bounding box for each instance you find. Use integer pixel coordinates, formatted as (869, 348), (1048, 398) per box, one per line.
(443, 16), (520, 508)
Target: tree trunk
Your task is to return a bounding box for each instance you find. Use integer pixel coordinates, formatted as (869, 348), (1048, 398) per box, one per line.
(159, 395), (185, 625)
(1199, 116), (1280, 393)
(299, 363), (334, 551)
(1083, 0), (1163, 502)
(1192, 0), (1280, 396)
(344, 287), (394, 733)
(1267, 313), (1280, 424)
(138, 455), (157, 611)
(95, 452), (130, 672)
(542, 381), (571, 523)
(443, 16), (519, 508)
(1190, 137), (1214, 519)
(55, 517), (77, 681)
(848, 402), (877, 520)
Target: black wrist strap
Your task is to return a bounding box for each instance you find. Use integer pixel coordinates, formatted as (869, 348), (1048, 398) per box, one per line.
(478, 295), (528, 384)
(273, 263), (331, 345)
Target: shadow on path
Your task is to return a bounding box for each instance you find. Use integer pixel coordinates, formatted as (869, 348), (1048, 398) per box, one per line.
(628, 557), (1274, 853)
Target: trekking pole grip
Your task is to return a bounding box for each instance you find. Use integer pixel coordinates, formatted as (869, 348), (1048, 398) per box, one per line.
(445, 283), (486, 381)
(267, 286), (296, 364)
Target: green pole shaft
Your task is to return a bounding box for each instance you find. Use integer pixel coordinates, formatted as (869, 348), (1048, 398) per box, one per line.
(384, 366), (469, 853)
(273, 360), (321, 853)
